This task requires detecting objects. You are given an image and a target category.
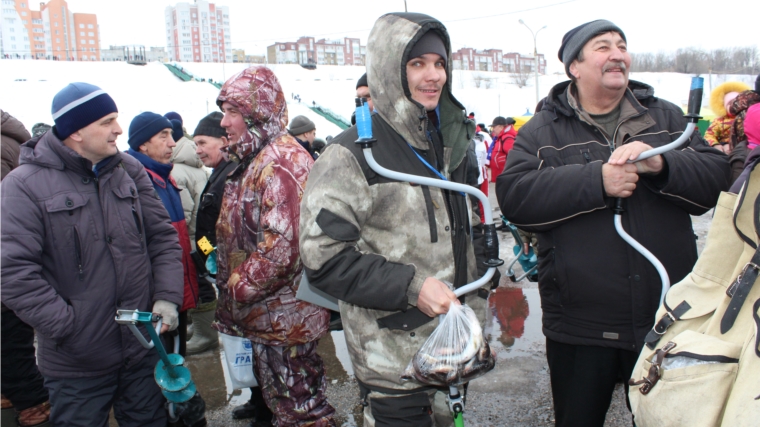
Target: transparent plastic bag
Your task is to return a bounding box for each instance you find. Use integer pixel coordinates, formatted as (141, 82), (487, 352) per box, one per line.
(402, 303), (496, 386)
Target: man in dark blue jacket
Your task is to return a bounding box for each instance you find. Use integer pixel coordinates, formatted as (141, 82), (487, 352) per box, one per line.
(127, 112), (200, 357)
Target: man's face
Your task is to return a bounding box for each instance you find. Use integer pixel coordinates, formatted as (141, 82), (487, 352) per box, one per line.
(194, 134), (227, 168)
(492, 124), (505, 136)
(569, 31), (630, 93)
(406, 53), (447, 111)
(356, 85), (374, 112)
(299, 129), (317, 144)
(70, 112), (122, 164)
(219, 101), (248, 144)
(139, 128), (175, 164)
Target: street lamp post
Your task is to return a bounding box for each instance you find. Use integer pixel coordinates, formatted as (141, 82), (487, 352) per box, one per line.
(519, 19), (546, 108)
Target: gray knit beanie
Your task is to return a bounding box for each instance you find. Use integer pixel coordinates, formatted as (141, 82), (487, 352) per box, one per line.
(409, 30), (448, 63)
(558, 19), (626, 78)
(288, 115), (315, 136)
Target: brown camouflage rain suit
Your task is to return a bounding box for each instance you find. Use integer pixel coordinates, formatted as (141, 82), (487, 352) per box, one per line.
(299, 12), (491, 427)
(213, 66), (335, 427)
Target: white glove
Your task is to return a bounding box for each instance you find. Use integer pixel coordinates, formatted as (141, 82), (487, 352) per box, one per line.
(152, 300), (179, 332)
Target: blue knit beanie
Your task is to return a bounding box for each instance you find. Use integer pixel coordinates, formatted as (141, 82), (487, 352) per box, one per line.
(170, 119), (183, 142)
(128, 112), (172, 150)
(164, 111), (182, 125)
(51, 83), (118, 140)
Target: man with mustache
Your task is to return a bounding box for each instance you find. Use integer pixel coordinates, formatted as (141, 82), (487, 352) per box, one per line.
(496, 20), (729, 426)
(300, 12), (494, 427)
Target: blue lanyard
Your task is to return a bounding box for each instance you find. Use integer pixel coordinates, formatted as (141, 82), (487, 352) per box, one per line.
(406, 142), (465, 197)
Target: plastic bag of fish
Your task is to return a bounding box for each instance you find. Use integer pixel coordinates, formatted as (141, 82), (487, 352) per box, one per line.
(402, 303), (496, 386)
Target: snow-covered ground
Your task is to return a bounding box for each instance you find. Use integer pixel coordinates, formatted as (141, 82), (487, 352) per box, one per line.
(1, 59), (755, 152)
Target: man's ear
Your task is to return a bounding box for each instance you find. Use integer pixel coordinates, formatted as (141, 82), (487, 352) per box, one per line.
(569, 61), (580, 80)
(68, 130), (84, 143)
(221, 136), (229, 146)
(138, 143), (147, 154)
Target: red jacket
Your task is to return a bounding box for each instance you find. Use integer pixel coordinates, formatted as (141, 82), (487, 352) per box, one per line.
(489, 126), (516, 182)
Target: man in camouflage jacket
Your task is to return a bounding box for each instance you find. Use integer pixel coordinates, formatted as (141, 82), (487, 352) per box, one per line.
(213, 66), (335, 427)
(300, 12), (492, 427)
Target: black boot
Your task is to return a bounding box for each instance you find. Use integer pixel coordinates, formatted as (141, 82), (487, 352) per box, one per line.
(232, 387), (273, 424)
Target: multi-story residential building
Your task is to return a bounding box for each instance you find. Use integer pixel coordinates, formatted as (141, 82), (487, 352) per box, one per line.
(1, 0), (100, 61)
(267, 37), (366, 66)
(501, 52), (547, 74)
(165, 1), (231, 63)
(101, 45), (167, 62)
(451, 47), (546, 74)
(232, 48), (244, 63)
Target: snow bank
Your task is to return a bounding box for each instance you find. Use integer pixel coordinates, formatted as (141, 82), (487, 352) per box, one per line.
(1, 59), (754, 152)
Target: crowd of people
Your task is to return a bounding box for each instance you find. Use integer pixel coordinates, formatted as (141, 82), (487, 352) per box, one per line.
(1, 11), (759, 427)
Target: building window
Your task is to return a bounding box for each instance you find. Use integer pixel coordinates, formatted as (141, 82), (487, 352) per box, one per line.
(9, 36), (15, 40)
(89, 40), (94, 44)
(79, 23), (84, 28)
(87, 24), (93, 28)
(54, 22), (58, 26)
(88, 31), (94, 36)
(80, 31), (84, 36)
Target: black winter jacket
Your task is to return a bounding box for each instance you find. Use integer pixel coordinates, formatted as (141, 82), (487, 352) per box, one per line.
(496, 80), (730, 351)
(194, 158), (237, 256)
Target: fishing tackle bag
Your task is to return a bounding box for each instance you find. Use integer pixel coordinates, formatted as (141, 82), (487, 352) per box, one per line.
(628, 172), (760, 426)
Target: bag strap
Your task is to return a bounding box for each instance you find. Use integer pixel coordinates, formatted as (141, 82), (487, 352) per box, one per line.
(720, 246), (760, 334)
(628, 341), (677, 395)
(644, 300), (692, 350)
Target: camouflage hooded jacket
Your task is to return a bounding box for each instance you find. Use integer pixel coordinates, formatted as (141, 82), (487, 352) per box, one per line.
(299, 13), (487, 391)
(213, 66), (329, 346)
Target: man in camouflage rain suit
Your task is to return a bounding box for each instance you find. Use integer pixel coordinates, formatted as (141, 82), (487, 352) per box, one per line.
(300, 12), (495, 427)
(213, 66), (336, 427)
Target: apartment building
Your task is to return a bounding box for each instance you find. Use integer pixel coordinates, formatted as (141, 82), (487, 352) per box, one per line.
(165, 1), (231, 63)
(1, 0), (100, 61)
(101, 45), (167, 62)
(267, 37), (366, 66)
(451, 47), (546, 74)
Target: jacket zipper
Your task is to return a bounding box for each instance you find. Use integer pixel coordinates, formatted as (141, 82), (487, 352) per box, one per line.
(73, 227), (83, 280)
(423, 111), (458, 234)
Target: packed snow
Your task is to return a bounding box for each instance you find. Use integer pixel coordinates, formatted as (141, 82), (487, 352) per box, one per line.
(1, 59), (755, 152)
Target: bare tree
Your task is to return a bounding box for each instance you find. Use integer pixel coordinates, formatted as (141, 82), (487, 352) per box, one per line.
(630, 46), (758, 74)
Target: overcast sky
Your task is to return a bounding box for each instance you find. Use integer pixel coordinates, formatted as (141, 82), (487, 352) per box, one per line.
(66, 0), (757, 74)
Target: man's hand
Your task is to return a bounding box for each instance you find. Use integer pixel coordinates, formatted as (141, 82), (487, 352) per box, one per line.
(417, 277), (459, 317)
(602, 163), (639, 198)
(608, 141), (663, 174)
(152, 300), (179, 334)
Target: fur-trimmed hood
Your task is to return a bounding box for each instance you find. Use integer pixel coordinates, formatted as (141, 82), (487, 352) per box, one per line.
(710, 81), (751, 117)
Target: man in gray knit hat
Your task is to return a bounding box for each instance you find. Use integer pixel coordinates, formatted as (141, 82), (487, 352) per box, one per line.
(288, 115), (317, 160)
(496, 19), (729, 426)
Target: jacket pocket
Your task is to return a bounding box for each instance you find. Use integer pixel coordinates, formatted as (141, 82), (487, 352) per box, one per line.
(73, 226), (83, 280)
(629, 330), (741, 426)
(112, 181), (142, 241)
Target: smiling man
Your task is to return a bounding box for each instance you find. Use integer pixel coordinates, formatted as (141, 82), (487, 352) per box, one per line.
(127, 112), (200, 360)
(496, 19), (730, 426)
(1, 83), (184, 426)
(300, 13), (494, 427)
